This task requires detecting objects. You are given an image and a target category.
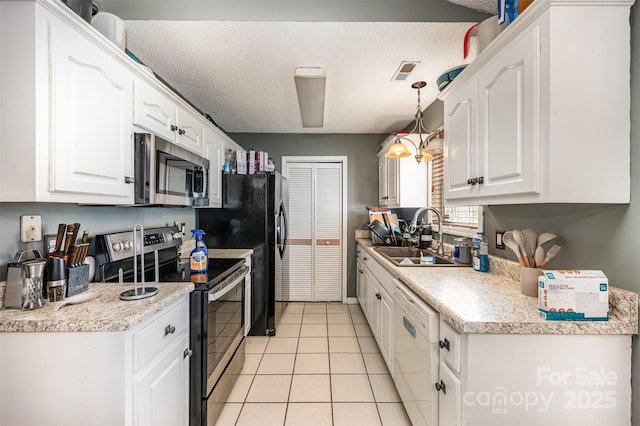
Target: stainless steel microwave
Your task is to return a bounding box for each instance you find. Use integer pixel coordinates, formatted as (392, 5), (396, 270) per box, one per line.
(134, 133), (209, 206)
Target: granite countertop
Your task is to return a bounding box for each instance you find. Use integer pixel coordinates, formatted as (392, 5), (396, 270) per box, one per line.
(356, 238), (639, 335)
(0, 248), (250, 333)
(208, 248), (253, 259)
(178, 240), (253, 260)
(0, 281), (193, 333)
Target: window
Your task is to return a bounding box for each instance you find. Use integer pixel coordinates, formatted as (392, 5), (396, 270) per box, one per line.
(429, 152), (483, 238)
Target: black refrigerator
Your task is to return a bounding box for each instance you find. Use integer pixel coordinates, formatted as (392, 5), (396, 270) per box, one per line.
(197, 172), (288, 336)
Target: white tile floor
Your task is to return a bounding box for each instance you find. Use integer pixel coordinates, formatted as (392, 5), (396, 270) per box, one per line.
(215, 302), (412, 426)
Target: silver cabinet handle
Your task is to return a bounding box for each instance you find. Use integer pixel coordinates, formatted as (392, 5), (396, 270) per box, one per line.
(164, 325), (176, 336)
(183, 348), (193, 359)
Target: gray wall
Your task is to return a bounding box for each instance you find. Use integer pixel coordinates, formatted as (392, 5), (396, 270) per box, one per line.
(230, 133), (383, 298)
(0, 203), (195, 280)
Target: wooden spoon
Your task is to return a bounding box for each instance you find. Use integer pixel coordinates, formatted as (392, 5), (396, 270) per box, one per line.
(503, 231), (526, 266)
(512, 230), (531, 267)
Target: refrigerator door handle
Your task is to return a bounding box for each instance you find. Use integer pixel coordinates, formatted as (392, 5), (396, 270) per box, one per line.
(280, 202), (288, 257)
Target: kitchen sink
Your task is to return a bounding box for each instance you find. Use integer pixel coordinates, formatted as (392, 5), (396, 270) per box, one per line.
(373, 246), (469, 267)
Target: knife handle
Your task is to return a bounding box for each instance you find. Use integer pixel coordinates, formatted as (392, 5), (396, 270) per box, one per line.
(70, 223), (81, 247)
(55, 224), (66, 252)
(64, 224), (75, 254)
(68, 245), (79, 267)
(81, 230), (89, 244)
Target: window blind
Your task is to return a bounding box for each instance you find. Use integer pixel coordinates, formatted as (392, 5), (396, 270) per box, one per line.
(430, 153), (479, 227)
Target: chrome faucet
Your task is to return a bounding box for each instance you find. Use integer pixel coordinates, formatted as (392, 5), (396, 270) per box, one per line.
(410, 207), (444, 256)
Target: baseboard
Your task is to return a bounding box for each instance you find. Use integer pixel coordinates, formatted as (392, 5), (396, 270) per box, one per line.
(345, 297), (358, 304)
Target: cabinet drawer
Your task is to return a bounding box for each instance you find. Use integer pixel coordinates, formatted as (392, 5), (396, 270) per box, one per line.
(133, 297), (189, 371)
(440, 319), (462, 374)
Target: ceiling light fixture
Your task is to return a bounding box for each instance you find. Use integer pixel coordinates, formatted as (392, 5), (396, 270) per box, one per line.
(385, 81), (442, 163)
(294, 67), (326, 128)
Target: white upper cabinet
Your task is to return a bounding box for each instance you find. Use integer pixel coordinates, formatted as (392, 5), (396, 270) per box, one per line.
(440, 0), (632, 204)
(1, 0), (241, 204)
(133, 78), (177, 141)
(0, 1), (135, 203)
(50, 14), (134, 199)
(202, 126), (225, 208)
(133, 78), (205, 156)
(378, 135), (427, 208)
(444, 78), (478, 200)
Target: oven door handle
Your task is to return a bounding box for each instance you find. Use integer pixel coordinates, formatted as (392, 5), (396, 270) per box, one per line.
(208, 266), (249, 301)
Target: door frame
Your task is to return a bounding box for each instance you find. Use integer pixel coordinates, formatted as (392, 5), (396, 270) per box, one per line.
(282, 156), (348, 303)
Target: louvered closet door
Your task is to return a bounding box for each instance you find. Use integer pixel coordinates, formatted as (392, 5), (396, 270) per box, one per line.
(286, 162), (343, 302)
(287, 165), (314, 301)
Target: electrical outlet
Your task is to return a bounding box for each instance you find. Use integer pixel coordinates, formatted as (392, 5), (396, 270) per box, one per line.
(20, 215), (42, 242)
(496, 230), (505, 250)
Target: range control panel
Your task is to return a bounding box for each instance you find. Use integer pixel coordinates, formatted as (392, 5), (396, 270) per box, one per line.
(100, 226), (183, 262)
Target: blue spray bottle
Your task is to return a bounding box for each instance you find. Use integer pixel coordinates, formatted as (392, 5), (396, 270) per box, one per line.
(190, 229), (208, 273)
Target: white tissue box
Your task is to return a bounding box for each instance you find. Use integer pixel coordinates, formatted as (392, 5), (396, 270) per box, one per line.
(538, 270), (609, 321)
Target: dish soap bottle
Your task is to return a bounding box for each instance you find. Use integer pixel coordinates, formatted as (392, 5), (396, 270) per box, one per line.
(472, 232), (489, 272)
(190, 229), (209, 273)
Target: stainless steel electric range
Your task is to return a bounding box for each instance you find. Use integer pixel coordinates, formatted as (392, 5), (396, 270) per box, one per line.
(93, 226), (248, 426)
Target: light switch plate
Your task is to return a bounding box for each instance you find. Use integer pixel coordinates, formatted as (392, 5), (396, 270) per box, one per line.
(20, 215), (42, 242)
(496, 230), (505, 250)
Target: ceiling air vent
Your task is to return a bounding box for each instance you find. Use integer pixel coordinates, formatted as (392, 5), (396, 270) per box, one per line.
(391, 61), (420, 82)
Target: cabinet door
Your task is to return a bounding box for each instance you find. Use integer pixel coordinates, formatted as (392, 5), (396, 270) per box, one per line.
(378, 286), (393, 374)
(477, 25), (541, 198)
(444, 79), (478, 200)
(368, 271), (381, 338)
(176, 106), (204, 155)
(378, 156), (388, 206)
(203, 128), (223, 208)
(386, 157), (399, 206)
(438, 361), (462, 426)
(50, 21), (133, 200)
(133, 79), (177, 142)
(134, 334), (190, 426)
(357, 259), (370, 320)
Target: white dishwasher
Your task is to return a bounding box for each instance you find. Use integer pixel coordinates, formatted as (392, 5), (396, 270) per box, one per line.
(393, 279), (440, 426)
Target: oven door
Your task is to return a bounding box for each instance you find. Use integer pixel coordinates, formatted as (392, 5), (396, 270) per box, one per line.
(205, 266), (248, 396)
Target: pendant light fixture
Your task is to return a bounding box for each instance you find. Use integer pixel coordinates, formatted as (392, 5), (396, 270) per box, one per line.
(385, 81), (442, 163)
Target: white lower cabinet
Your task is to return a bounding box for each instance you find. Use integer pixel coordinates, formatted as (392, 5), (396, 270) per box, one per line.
(356, 244), (394, 373)
(358, 244), (633, 426)
(438, 361), (462, 426)
(0, 295), (191, 426)
(437, 319), (633, 426)
(134, 334), (190, 426)
(356, 259), (371, 321)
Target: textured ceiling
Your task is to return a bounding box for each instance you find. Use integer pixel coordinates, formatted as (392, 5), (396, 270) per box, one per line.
(125, 21), (477, 133)
(97, 0), (491, 134)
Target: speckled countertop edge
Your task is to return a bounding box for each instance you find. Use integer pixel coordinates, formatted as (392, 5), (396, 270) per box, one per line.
(0, 281), (193, 333)
(0, 247), (251, 333)
(356, 238), (639, 335)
